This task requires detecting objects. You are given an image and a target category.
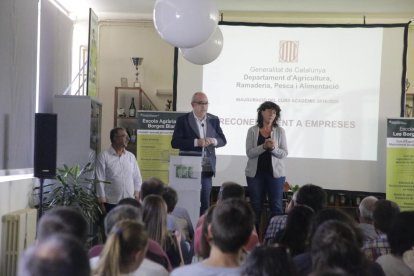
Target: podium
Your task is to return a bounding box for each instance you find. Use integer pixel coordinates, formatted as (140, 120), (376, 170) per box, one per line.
(169, 156), (202, 229)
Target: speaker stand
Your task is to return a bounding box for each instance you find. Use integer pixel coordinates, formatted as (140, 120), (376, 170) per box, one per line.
(38, 178), (45, 221)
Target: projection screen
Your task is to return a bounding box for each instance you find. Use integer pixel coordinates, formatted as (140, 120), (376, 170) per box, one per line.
(175, 22), (409, 192)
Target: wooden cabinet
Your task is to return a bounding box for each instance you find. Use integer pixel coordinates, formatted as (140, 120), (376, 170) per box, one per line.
(325, 189), (385, 219)
(113, 87), (158, 155)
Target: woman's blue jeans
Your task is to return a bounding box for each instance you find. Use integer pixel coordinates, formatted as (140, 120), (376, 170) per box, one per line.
(246, 173), (285, 224)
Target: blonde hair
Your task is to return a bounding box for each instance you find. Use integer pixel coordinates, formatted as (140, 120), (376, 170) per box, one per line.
(142, 195), (169, 249)
(92, 220), (148, 276)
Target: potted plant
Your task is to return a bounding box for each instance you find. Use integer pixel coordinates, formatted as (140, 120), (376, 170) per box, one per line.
(32, 163), (109, 244)
(40, 163), (103, 224)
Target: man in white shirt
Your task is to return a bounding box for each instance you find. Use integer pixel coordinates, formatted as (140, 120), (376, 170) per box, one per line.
(96, 127), (142, 213)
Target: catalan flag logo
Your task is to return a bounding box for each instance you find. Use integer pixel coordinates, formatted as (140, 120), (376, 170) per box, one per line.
(279, 41), (299, 63)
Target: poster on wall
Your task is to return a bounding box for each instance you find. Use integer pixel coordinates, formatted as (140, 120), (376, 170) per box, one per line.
(386, 118), (414, 211)
(86, 8), (98, 98)
(136, 111), (186, 183)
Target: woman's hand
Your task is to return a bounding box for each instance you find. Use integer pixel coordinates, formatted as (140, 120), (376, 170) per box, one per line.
(263, 138), (276, 150)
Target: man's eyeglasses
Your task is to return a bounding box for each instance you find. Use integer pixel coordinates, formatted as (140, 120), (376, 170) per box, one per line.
(193, 101), (209, 106)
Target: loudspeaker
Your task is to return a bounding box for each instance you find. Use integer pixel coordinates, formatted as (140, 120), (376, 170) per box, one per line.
(34, 113), (57, 178)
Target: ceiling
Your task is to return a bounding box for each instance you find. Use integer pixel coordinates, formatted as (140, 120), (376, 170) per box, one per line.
(54, 0), (414, 21)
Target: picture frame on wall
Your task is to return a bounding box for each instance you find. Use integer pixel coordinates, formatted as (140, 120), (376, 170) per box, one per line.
(121, 77), (128, 87)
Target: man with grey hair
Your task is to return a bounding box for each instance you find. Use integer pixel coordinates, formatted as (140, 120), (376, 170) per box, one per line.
(357, 195), (378, 241)
(171, 92), (227, 215)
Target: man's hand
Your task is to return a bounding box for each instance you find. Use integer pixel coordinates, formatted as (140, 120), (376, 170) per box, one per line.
(98, 197), (107, 214)
(134, 191), (140, 201)
(197, 138), (215, 147)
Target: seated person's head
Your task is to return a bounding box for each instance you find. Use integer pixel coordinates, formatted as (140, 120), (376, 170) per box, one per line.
(118, 197), (141, 208)
(372, 199), (400, 234)
(162, 186), (178, 213)
(93, 220), (148, 275)
(295, 184), (327, 212)
(241, 245), (296, 276)
(311, 220), (367, 274)
(218, 181), (245, 202)
(104, 205), (142, 235)
(140, 177), (165, 200)
(19, 234), (90, 276)
(210, 198), (254, 254)
(387, 211), (414, 257)
(357, 196), (378, 223)
(36, 206), (88, 243)
(309, 208), (363, 247)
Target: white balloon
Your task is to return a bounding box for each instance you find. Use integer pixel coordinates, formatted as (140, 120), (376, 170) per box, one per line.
(153, 0), (219, 48)
(180, 27), (223, 65)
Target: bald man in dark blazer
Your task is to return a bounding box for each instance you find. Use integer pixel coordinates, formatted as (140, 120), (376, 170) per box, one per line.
(171, 92), (227, 215)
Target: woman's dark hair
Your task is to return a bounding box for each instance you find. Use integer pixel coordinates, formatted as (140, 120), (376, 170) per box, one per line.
(277, 205), (314, 256)
(241, 245), (297, 276)
(387, 211), (414, 256)
(311, 220), (369, 275)
(308, 208), (364, 248)
(256, 101), (281, 128)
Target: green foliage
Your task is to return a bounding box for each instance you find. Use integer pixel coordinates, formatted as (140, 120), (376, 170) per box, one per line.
(42, 163), (103, 224)
(290, 184), (300, 193)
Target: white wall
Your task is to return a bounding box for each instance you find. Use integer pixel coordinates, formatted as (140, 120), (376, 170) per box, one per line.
(97, 20), (175, 148)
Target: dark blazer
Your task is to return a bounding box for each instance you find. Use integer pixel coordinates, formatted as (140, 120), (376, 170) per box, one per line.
(171, 112), (227, 175)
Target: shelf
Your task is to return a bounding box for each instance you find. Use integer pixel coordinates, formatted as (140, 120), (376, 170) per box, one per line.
(156, 89), (172, 96)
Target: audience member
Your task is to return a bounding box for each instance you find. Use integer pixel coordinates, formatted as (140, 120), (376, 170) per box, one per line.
(89, 204), (171, 272)
(36, 206), (88, 243)
(140, 177), (165, 201)
(309, 267), (350, 276)
(376, 211), (414, 276)
(311, 220), (384, 276)
(19, 234), (90, 276)
(241, 245), (297, 276)
(162, 186), (194, 264)
(265, 184), (327, 244)
(118, 197), (141, 208)
(171, 198), (254, 276)
(91, 220), (149, 276)
(357, 196), (378, 241)
(273, 205), (314, 256)
(362, 199), (400, 261)
(194, 182), (259, 256)
(198, 205), (216, 259)
(293, 208), (364, 276)
(163, 186), (194, 241)
(143, 194), (183, 268)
